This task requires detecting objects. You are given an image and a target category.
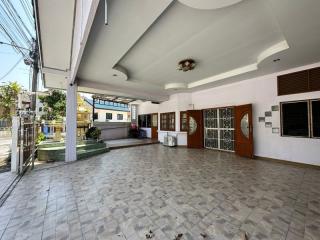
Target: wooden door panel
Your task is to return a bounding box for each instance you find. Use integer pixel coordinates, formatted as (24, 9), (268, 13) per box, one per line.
(187, 110), (203, 148)
(235, 104), (254, 158)
(151, 113), (158, 139)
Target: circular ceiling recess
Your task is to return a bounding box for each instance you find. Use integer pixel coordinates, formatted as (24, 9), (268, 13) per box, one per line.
(178, 0), (243, 10)
(111, 65), (128, 81)
(164, 83), (187, 90)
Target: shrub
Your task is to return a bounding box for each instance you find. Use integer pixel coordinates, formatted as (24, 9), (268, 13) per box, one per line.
(85, 127), (101, 140)
(36, 132), (46, 144)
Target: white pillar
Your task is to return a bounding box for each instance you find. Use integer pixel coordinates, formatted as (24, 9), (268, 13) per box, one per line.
(65, 82), (78, 162)
(11, 116), (19, 173)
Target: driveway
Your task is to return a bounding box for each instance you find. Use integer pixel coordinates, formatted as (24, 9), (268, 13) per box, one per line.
(0, 137), (11, 172)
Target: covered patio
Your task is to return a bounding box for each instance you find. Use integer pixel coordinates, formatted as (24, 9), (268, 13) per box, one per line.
(1, 0), (319, 239)
(1, 144), (319, 240)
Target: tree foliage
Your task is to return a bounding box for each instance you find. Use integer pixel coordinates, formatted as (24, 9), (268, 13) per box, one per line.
(0, 82), (21, 119)
(39, 90), (66, 120)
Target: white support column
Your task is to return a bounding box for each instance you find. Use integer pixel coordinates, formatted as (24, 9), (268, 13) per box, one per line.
(11, 116), (19, 173)
(65, 82), (78, 162)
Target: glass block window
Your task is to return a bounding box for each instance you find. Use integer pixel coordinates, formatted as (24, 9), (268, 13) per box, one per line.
(204, 107), (234, 151)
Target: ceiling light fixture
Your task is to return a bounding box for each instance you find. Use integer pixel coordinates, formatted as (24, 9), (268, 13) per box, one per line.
(178, 59), (196, 72)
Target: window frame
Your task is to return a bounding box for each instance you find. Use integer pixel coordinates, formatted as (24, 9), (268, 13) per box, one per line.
(280, 99), (320, 139)
(106, 113), (112, 120)
(117, 114), (123, 121)
(160, 112), (176, 131)
(138, 114), (151, 128)
(180, 111), (188, 132)
(311, 99), (320, 139)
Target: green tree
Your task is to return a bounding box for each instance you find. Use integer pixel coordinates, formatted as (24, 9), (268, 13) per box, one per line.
(39, 90), (66, 120)
(0, 82), (21, 119)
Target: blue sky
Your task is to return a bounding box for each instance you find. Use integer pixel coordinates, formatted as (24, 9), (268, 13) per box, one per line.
(0, 0), (37, 90)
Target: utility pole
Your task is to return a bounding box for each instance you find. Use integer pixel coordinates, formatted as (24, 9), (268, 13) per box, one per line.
(30, 38), (39, 111)
(30, 38), (39, 169)
(92, 97), (95, 123)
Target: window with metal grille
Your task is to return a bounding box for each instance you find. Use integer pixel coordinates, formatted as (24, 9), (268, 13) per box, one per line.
(204, 107), (234, 151)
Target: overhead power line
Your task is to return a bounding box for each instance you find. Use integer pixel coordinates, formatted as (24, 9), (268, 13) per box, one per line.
(19, 0), (34, 26)
(0, 0), (35, 62)
(0, 57), (23, 81)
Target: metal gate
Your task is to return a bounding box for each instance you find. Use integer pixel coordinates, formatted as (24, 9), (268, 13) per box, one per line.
(11, 114), (38, 174)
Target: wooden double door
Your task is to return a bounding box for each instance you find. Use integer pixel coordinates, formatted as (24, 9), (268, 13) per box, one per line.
(187, 104), (254, 158)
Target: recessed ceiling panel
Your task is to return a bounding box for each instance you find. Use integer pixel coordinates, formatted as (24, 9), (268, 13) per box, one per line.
(118, 0), (285, 87)
(178, 0), (243, 10)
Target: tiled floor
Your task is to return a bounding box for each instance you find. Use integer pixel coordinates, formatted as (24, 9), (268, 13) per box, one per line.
(0, 144), (319, 240)
(0, 172), (16, 200)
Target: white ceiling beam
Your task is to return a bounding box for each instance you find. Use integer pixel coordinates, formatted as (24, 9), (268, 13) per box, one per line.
(42, 67), (69, 77)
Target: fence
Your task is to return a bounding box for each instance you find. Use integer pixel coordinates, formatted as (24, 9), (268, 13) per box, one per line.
(11, 116), (38, 174)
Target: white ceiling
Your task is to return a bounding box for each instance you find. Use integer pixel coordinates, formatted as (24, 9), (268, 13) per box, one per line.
(37, 0), (75, 78)
(40, 0), (320, 101)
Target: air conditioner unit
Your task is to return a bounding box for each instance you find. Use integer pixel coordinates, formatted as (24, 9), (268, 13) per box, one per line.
(163, 136), (168, 146)
(163, 134), (177, 147)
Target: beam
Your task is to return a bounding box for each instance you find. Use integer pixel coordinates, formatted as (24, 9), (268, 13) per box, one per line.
(42, 67), (69, 77)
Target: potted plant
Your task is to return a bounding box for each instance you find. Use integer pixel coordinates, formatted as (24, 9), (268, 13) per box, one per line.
(85, 127), (101, 141)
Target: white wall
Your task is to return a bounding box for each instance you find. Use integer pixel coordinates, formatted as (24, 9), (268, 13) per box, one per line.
(95, 109), (130, 122)
(137, 62), (320, 166)
(137, 94), (192, 145)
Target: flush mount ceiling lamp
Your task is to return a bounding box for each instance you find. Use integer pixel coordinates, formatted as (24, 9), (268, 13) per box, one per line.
(178, 59), (196, 72)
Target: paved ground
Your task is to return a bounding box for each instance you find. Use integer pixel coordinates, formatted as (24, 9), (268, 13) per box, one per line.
(0, 145), (319, 240)
(0, 172), (16, 200)
(0, 138), (11, 172)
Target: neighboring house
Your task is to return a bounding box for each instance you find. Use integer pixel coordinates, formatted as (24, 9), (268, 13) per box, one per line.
(40, 94), (92, 140)
(36, 91), (48, 120)
(77, 95), (91, 137)
(84, 98), (130, 122)
(0, 90), (31, 119)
